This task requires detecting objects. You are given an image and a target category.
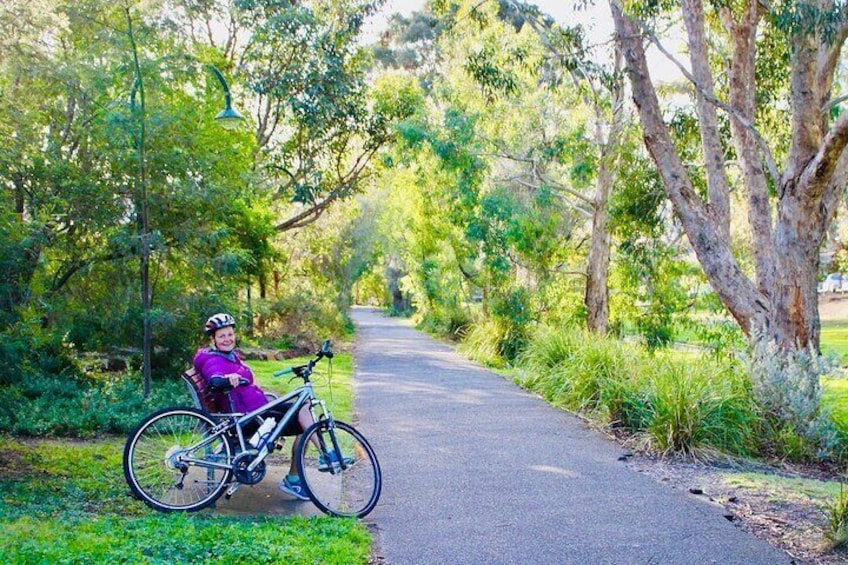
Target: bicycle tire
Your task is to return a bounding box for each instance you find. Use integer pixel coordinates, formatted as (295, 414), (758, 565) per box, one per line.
(295, 420), (381, 518)
(123, 406), (233, 512)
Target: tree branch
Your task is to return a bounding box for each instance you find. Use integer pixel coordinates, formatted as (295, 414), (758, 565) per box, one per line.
(634, 13), (781, 188)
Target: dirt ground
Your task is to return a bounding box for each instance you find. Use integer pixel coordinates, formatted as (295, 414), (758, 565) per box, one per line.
(624, 453), (847, 564)
(820, 295), (848, 321)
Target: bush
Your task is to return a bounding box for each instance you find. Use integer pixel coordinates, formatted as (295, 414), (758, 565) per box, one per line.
(641, 356), (756, 458)
(417, 305), (472, 341)
(0, 316), (80, 387)
(0, 372), (186, 437)
(743, 334), (840, 460)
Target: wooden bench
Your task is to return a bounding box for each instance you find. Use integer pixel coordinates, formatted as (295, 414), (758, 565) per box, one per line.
(181, 367), (228, 413)
(181, 367), (279, 414)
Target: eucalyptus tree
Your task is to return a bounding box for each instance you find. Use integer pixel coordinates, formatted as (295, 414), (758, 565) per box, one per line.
(610, 0), (848, 353)
(375, 0), (586, 343)
(501, 1), (627, 334)
(426, 0), (633, 334)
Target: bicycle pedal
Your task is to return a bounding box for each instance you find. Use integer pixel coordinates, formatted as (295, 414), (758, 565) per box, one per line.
(225, 484), (241, 498)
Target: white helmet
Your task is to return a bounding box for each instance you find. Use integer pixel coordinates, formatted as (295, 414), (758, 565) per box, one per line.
(205, 313), (236, 336)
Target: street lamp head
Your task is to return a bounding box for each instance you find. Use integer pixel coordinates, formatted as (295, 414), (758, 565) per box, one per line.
(207, 64), (244, 129)
(214, 104), (244, 129)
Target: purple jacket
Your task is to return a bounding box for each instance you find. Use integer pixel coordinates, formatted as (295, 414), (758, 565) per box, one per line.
(193, 347), (268, 413)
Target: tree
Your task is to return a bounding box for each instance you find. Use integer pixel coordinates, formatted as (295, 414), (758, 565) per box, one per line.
(610, 0), (848, 352)
(503, 2), (626, 333)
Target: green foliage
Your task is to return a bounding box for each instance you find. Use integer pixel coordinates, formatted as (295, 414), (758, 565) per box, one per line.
(459, 290), (532, 365)
(249, 353), (356, 423)
(688, 318), (747, 359)
(0, 438), (371, 564)
(514, 325), (771, 459)
(821, 321), (848, 363)
(0, 371), (186, 438)
(825, 486), (848, 549)
(641, 357), (757, 458)
(743, 333), (841, 460)
(515, 325), (649, 429)
(459, 318), (507, 367)
(823, 378), (848, 436)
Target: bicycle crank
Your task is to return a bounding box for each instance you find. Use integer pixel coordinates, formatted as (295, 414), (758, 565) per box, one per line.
(232, 451), (266, 485)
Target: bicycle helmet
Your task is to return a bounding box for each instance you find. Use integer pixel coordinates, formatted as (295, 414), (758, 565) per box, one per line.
(205, 312), (236, 336)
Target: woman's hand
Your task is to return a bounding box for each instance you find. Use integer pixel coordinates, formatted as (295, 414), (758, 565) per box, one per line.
(227, 373), (242, 387)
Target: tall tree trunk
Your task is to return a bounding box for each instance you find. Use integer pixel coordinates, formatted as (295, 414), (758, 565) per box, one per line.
(609, 0), (848, 352)
(611, 1), (766, 334)
(584, 102), (620, 333)
(584, 172), (611, 333)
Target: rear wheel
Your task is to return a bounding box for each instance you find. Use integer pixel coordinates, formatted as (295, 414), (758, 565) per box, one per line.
(123, 407), (233, 512)
(296, 420), (381, 518)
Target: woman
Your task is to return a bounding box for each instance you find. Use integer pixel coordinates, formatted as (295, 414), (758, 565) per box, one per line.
(193, 312), (312, 500)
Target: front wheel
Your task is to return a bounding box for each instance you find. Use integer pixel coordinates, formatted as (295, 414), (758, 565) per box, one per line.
(296, 420), (381, 518)
(123, 407), (233, 512)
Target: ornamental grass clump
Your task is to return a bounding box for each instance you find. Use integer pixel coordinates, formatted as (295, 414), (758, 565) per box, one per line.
(824, 485), (848, 549)
(515, 325), (650, 429)
(641, 356), (757, 458)
(514, 324), (584, 393)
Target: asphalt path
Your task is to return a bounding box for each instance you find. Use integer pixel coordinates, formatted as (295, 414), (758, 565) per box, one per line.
(350, 307), (791, 565)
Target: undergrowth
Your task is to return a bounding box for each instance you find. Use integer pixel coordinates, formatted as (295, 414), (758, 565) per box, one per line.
(509, 324), (846, 463)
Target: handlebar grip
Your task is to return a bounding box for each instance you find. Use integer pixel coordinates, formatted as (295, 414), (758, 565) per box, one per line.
(238, 378), (250, 386)
(273, 367), (294, 377)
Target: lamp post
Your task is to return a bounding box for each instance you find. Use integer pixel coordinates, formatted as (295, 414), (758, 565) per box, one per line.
(126, 9), (244, 396)
(208, 64), (244, 130)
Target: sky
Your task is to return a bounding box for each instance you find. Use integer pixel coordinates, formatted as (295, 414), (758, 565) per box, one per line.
(367, 0), (615, 45)
(365, 0), (684, 83)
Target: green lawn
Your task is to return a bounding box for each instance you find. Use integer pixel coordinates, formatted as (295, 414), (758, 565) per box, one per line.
(0, 437), (370, 564)
(824, 378), (848, 434)
(246, 351), (355, 423)
(822, 320), (848, 362)
(819, 322), (848, 432)
(0, 351), (366, 563)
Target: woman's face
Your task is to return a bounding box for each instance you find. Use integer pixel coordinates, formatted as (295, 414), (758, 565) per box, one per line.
(212, 326), (236, 352)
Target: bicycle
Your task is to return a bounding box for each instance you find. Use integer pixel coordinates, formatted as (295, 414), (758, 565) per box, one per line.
(122, 340), (381, 518)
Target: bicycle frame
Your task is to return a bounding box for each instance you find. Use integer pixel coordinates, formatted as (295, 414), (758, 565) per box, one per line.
(176, 378), (332, 478)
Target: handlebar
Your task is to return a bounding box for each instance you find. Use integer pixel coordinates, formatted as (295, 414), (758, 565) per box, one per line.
(272, 340), (333, 380)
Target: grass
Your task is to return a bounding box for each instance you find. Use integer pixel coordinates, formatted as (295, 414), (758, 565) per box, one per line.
(824, 378), (848, 434)
(723, 472), (844, 503)
(0, 435), (371, 564)
(512, 324), (848, 459)
(821, 320), (848, 362)
(247, 352), (355, 423)
(0, 351), (371, 564)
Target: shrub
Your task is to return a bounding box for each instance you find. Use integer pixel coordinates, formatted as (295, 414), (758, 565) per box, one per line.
(0, 372), (186, 437)
(743, 334), (840, 460)
(417, 305), (472, 341)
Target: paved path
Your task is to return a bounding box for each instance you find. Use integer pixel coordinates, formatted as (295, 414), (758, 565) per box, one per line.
(351, 308), (791, 565)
